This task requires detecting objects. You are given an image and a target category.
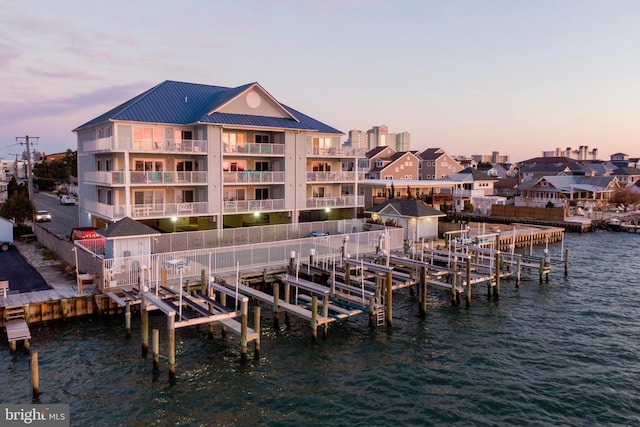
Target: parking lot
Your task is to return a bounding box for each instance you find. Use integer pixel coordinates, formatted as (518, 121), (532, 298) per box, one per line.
(0, 245), (51, 293)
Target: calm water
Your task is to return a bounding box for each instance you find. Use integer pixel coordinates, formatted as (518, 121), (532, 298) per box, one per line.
(1, 232), (639, 426)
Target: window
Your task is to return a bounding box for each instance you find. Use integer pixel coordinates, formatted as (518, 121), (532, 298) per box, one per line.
(255, 161), (269, 171)
(133, 190), (164, 206)
(255, 188), (269, 200)
(223, 132), (246, 152)
(223, 189), (245, 201)
(223, 161), (245, 171)
(255, 134), (269, 143)
(312, 186), (327, 198)
(178, 190), (194, 203)
(312, 162), (331, 172)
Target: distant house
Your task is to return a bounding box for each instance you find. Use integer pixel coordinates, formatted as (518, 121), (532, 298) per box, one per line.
(518, 157), (584, 180)
(515, 175), (620, 208)
(445, 167), (501, 214)
(418, 148), (463, 180)
(366, 199), (445, 242)
(493, 177), (519, 203)
(485, 163), (516, 179)
(611, 167), (640, 188)
(365, 148), (420, 180)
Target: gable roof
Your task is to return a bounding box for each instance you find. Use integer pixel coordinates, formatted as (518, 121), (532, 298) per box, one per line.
(97, 217), (160, 239)
(365, 199), (446, 218)
(446, 167), (497, 182)
(418, 148), (446, 160)
(74, 80), (342, 135)
(366, 146), (395, 159)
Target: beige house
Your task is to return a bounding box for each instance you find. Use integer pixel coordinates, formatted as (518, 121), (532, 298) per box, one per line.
(73, 80), (364, 231)
(366, 199), (445, 243)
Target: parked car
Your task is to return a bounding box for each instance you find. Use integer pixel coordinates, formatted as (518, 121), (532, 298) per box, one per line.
(34, 210), (52, 222)
(60, 194), (77, 205)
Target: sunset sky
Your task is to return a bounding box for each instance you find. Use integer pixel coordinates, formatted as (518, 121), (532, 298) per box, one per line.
(1, 0), (639, 163)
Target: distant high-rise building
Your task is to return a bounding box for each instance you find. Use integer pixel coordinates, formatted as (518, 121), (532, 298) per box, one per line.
(542, 146), (599, 161)
(471, 151), (510, 164)
(347, 125), (410, 151)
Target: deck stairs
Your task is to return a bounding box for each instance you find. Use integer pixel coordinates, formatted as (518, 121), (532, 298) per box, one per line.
(4, 306), (31, 343)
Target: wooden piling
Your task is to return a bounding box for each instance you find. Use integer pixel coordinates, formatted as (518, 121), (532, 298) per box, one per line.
(451, 257), (457, 306)
(466, 257), (472, 308)
(386, 270), (393, 326)
(24, 339), (30, 354)
(200, 269), (207, 295)
(125, 301), (131, 338)
(273, 284), (280, 327)
(322, 294), (329, 339)
(494, 250), (501, 300)
(141, 306), (149, 356)
(31, 352), (39, 398)
(254, 302), (261, 359)
(539, 257), (544, 284)
(152, 329), (159, 372)
(419, 266), (427, 318)
(240, 299), (248, 361)
(564, 248), (570, 276)
(168, 315), (176, 382)
(220, 293), (227, 337)
(9, 340), (16, 354)
(311, 295), (318, 340)
(284, 282), (291, 326)
(516, 256), (521, 287)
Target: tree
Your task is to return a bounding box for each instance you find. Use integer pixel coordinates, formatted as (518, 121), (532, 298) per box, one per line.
(33, 158), (73, 191)
(0, 183), (33, 224)
(61, 149), (78, 178)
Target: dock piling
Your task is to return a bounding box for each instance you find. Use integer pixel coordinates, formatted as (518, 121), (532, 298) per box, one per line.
(125, 301), (131, 338)
(168, 315), (176, 382)
(152, 329), (159, 372)
(141, 306), (149, 356)
(31, 352), (39, 399)
(254, 302), (261, 359)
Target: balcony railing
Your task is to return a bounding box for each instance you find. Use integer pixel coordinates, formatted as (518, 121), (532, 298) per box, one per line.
(85, 200), (209, 221)
(306, 146), (365, 157)
(130, 171), (208, 185)
(223, 171), (285, 184)
(223, 199), (285, 213)
(84, 171), (127, 185)
(453, 189), (489, 197)
(85, 200), (127, 220)
(130, 202), (209, 218)
(306, 171), (358, 182)
(305, 195), (364, 208)
(223, 142), (284, 155)
(81, 137), (208, 154)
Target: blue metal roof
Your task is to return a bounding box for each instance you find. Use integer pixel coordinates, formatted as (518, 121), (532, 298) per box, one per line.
(74, 80), (343, 134)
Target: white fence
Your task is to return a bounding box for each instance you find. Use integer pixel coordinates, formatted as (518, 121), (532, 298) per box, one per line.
(103, 227), (404, 290)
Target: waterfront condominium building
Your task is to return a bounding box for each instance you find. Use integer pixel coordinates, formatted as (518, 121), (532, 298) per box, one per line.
(73, 80), (365, 232)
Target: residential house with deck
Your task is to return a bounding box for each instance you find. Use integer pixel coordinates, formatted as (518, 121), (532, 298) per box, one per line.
(73, 80), (364, 231)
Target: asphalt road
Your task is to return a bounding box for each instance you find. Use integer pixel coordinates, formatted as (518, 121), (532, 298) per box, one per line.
(0, 247), (50, 292)
(33, 192), (80, 238)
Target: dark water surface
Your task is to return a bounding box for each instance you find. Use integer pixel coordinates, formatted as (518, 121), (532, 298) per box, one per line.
(1, 232), (639, 426)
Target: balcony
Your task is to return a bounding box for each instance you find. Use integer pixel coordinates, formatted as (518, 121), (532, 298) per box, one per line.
(306, 171), (357, 182)
(129, 171), (208, 185)
(84, 171), (127, 186)
(305, 195), (364, 208)
(85, 200), (127, 220)
(453, 189), (489, 197)
(223, 142), (284, 156)
(306, 146), (365, 157)
(84, 200), (209, 221)
(130, 202), (209, 218)
(82, 137), (208, 154)
(223, 199), (285, 213)
(223, 171), (285, 184)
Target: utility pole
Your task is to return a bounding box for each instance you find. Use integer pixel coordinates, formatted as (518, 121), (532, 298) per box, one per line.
(16, 135), (39, 202)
